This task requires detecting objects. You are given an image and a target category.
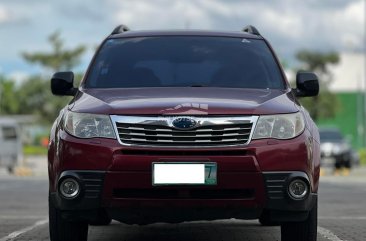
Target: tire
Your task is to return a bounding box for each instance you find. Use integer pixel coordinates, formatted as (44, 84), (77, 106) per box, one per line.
(344, 160), (352, 169)
(89, 216), (112, 226)
(258, 210), (279, 226)
(334, 160), (341, 169)
(7, 166), (14, 174)
(281, 201), (317, 241)
(49, 195), (89, 241)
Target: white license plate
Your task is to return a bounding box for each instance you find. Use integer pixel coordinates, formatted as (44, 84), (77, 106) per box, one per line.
(152, 163), (217, 185)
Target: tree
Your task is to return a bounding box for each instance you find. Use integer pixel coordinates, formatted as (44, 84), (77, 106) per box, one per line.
(0, 75), (20, 115)
(22, 31), (86, 72)
(296, 51), (339, 73)
(18, 32), (86, 123)
(15, 76), (67, 122)
(295, 50), (340, 121)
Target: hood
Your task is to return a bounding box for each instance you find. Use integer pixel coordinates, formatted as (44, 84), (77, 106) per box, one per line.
(70, 87), (299, 115)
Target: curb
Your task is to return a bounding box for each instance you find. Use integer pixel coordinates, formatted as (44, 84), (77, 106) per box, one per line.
(14, 166), (33, 176)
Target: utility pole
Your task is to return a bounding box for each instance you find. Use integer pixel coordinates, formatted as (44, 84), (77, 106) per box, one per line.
(358, 76), (363, 148)
(364, 0), (366, 147)
(0, 83), (2, 114)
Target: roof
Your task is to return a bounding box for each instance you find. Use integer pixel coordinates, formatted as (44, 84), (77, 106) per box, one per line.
(0, 118), (18, 125)
(108, 30), (263, 40)
(0, 115), (36, 125)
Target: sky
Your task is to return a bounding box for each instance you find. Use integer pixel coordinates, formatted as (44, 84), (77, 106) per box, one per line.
(0, 0), (364, 82)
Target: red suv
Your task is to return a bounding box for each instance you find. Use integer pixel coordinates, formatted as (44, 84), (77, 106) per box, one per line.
(48, 25), (320, 241)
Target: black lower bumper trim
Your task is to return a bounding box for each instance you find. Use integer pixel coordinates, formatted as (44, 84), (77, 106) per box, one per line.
(51, 170), (106, 210)
(263, 171), (317, 212)
(107, 207), (261, 225)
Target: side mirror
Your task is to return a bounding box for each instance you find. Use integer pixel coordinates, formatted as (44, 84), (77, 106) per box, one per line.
(51, 71), (77, 96)
(294, 71), (319, 97)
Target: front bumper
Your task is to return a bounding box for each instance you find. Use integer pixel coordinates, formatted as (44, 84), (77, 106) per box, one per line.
(50, 170), (317, 224)
(49, 130), (319, 224)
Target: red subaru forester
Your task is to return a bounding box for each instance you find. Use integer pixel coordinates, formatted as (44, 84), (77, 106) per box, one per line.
(48, 25), (320, 241)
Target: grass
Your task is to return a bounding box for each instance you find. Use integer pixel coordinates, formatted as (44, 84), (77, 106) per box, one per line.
(359, 148), (366, 166)
(23, 145), (48, 155)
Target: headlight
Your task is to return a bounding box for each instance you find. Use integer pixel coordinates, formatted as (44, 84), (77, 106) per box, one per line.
(64, 111), (116, 139)
(252, 112), (305, 140)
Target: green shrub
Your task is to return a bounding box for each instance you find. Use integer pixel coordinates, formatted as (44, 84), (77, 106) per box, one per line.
(23, 145), (48, 156)
(359, 148), (366, 166)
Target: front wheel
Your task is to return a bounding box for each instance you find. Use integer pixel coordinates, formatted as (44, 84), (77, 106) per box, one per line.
(49, 195), (89, 241)
(281, 201), (317, 241)
(258, 210), (279, 226)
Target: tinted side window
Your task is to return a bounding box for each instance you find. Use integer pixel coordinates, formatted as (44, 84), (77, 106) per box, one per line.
(86, 36), (285, 89)
(2, 127), (17, 140)
(319, 130), (343, 142)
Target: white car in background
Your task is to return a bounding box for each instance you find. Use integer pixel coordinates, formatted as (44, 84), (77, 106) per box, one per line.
(0, 118), (22, 173)
(319, 128), (352, 169)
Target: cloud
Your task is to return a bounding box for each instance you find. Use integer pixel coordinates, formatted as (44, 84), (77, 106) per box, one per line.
(258, 9), (302, 39)
(0, 5), (10, 23)
(8, 70), (29, 85)
(111, 0), (364, 62)
(0, 0), (364, 75)
(327, 0), (364, 47)
(113, 0), (213, 29)
(57, 0), (111, 22)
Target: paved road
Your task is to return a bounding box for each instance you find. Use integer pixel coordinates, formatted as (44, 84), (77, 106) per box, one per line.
(0, 170), (366, 241)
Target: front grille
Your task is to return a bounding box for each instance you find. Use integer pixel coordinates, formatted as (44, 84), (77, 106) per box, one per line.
(111, 116), (257, 147)
(113, 188), (255, 199)
(117, 123), (252, 145)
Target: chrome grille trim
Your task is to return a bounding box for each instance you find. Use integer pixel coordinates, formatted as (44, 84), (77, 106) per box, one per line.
(110, 115), (258, 147)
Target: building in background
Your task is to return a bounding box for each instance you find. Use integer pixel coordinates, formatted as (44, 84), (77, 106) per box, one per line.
(318, 52), (365, 150)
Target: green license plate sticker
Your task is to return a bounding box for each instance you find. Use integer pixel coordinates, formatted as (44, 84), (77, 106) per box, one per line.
(204, 163), (217, 185)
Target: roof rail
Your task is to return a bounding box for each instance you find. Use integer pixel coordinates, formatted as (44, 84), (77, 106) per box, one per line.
(111, 24), (130, 35)
(242, 25), (260, 36)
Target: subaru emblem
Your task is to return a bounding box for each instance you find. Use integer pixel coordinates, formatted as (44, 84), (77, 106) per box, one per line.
(172, 117), (197, 130)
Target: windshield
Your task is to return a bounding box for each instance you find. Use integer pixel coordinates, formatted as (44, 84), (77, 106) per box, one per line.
(85, 36), (285, 89)
(319, 130), (344, 142)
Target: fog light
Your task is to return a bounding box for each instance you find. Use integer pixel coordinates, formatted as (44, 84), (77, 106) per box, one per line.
(288, 179), (308, 200)
(59, 178), (80, 199)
